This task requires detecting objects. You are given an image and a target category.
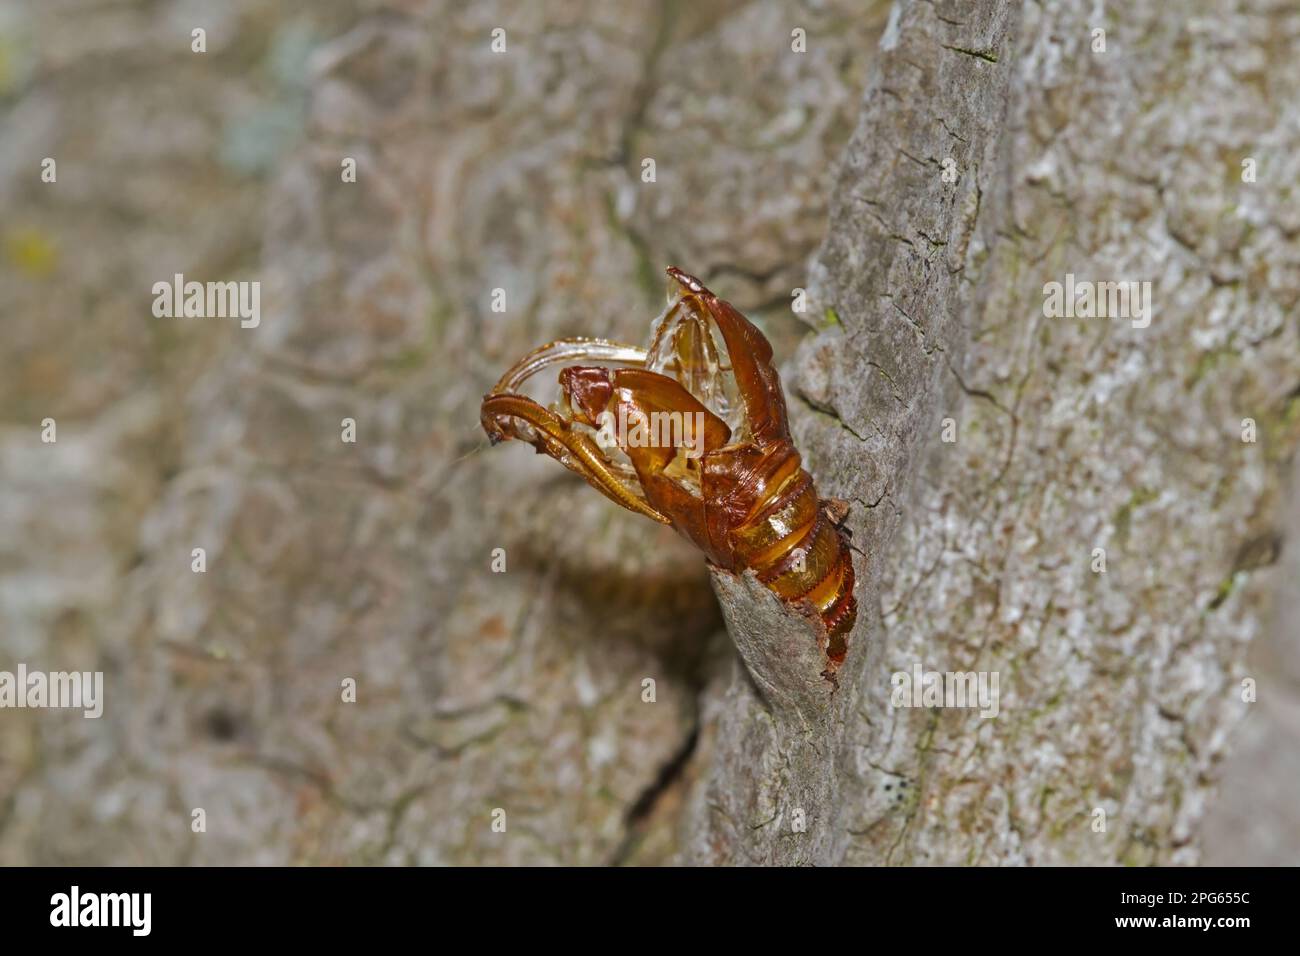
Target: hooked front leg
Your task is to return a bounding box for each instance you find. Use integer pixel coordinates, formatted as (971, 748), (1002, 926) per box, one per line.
(486, 335), (647, 442)
(482, 337), (647, 446)
(480, 336), (667, 521)
(480, 392), (671, 524)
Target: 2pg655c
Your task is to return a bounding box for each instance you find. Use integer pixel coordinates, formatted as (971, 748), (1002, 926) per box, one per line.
(1188, 892), (1250, 904)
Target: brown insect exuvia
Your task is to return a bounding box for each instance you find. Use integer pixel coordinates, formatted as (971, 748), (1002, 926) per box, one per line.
(481, 267), (857, 665)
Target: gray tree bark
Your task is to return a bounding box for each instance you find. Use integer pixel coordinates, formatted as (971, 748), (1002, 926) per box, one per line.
(3, 0), (1299, 866)
(686, 0), (1022, 866)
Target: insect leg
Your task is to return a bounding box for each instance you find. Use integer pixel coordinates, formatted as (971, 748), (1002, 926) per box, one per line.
(480, 392), (671, 524)
(487, 338), (647, 397)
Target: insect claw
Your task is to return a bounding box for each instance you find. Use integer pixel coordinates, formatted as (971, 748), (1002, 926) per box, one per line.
(822, 497), (851, 526)
(666, 266), (706, 294)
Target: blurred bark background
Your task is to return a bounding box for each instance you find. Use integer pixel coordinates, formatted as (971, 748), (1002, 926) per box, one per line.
(2, 0), (1298, 865)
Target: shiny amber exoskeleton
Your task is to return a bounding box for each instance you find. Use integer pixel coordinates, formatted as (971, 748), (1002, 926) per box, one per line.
(480, 267), (857, 665)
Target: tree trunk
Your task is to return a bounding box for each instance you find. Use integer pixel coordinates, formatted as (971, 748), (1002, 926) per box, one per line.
(3, 0), (1298, 866)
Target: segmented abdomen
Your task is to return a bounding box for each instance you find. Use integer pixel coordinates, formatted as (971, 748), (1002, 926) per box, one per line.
(719, 454), (857, 662)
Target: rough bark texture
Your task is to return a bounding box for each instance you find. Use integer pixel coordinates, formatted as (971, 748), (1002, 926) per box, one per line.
(1, 0), (893, 866)
(3, 0), (1299, 867)
(687, 0), (1023, 865)
(781, 0), (1300, 866)
(1201, 449), (1300, 865)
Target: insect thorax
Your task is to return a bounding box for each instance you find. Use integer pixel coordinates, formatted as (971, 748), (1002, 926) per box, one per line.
(645, 287), (749, 443)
